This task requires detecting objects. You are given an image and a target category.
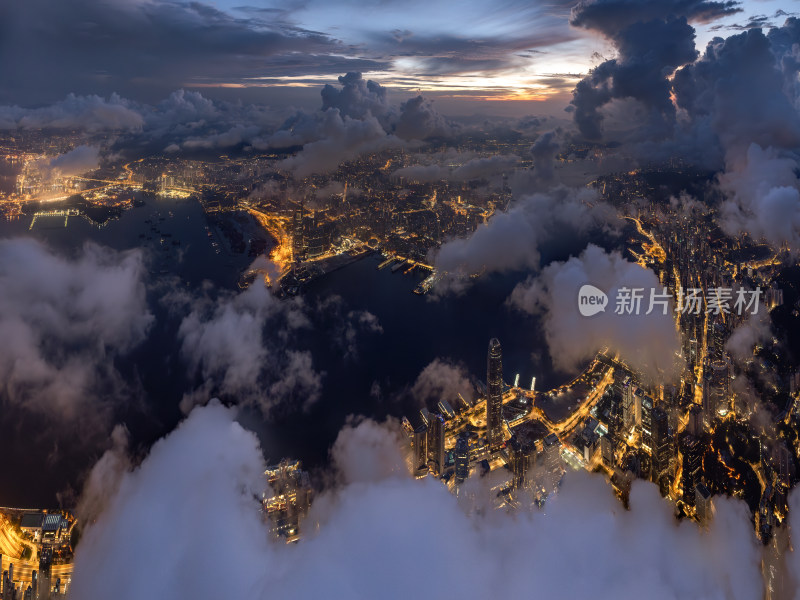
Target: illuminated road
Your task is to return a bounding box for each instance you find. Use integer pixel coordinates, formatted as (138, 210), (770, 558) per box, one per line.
(444, 353), (616, 458)
(0, 515), (33, 560)
(6, 560), (73, 593)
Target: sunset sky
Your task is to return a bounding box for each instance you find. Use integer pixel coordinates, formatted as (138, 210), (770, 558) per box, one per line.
(2, 0), (796, 115)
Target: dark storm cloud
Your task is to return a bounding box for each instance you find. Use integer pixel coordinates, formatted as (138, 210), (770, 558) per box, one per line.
(570, 0), (741, 32)
(265, 74), (458, 175)
(0, 0), (365, 104)
(673, 25), (800, 159)
(570, 16), (699, 140)
(395, 95), (458, 140)
(709, 9), (796, 32)
(672, 22), (800, 248)
(321, 73), (391, 122)
(567, 0), (743, 140)
(0, 239), (153, 421)
(69, 402), (765, 600)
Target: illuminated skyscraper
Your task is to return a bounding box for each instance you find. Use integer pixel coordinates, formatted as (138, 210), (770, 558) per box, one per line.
(413, 424), (428, 476)
(291, 201), (305, 264)
(455, 434), (469, 483)
(681, 433), (702, 507)
(427, 414), (445, 476)
(486, 338), (504, 451)
(622, 380), (635, 432)
(651, 404), (673, 496)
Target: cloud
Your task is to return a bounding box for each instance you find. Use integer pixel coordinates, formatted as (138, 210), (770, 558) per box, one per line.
(76, 424), (131, 526)
(0, 238), (153, 421)
(276, 109), (402, 177)
(432, 186), (615, 282)
(393, 154), (519, 183)
(0, 0), (349, 104)
(530, 129), (562, 183)
(570, 0), (741, 33)
(70, 403), (764, 600)
(321, 72), (392, 125)
(40, 145), (101, 178)
(569, 12), (699, 140)
(508, 243), (681, 381)
(330, 417), (409, 485)
(726, 311), (772, 362)
(410, 358), (476, 408)
(315, 296), (384, 359)
(716, 144), (800, 249)
(175, 280), (323, 413)
(395, 95), (456, 141)
(673, 26), (800, 161)
(174, 280), (382, 414)
(68, 402), (269, 600)
(0, 93), (145, 132)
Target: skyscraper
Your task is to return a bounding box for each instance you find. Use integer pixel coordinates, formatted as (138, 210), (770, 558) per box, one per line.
(291, 200), (305, 264)
(622, 380), (635, 432)
(486, 338), (504, 451)
(455, 434), (469, 483)
(651, 404), (673, 496)
(427, 414), (445, 476)
(681, 433), (703, 507)
(413, 424), (428, 476)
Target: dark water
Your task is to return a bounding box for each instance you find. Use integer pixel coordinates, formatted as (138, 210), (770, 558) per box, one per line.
(241, 254), (558, 467)
(0, 197), (560, 506)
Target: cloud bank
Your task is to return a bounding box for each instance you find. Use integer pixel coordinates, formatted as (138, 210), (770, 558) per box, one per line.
(70, 402), (764, 600)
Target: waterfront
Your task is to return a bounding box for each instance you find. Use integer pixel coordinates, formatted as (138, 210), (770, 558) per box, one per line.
(0, 197), (563, 505)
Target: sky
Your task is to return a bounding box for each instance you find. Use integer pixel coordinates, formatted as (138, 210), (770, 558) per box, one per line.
(0, 0), (796, 115)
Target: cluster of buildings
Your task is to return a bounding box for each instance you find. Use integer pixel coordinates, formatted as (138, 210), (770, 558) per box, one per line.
(262, 460), (313, 543)
(0, 510), (73, 599)
(398, 167), (800, 549)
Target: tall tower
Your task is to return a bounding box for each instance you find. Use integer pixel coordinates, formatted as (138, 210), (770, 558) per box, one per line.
(291, 200), (305, 265)
(427, 415), (445, 476)
(486, 338), (504, 451)
(455, 434), (469, 484)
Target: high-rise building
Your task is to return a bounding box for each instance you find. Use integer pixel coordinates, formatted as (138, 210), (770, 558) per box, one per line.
(651, 404), (673, 495)
(486, 338), (504, 451)
(427, 414), (445, 476)
(622, 380), (635, 432)
(508, 436), (536, 489)
(291, 201), (305, 264)
(455, 434), (469, 483)
(704, 360), (729, 425)
(681, 434), (703, 507)
(640, 396), (653, 454)
(695, 482), (714, 524)
(413, 424), (428, 476)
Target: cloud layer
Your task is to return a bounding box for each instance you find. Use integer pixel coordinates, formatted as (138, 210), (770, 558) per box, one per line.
(70, 402), (765, 600)
(0, 238), (152, 420)
(508, 243), (681, 380)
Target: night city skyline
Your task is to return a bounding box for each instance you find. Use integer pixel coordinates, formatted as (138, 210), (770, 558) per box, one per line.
(1, 0), (800, 598)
